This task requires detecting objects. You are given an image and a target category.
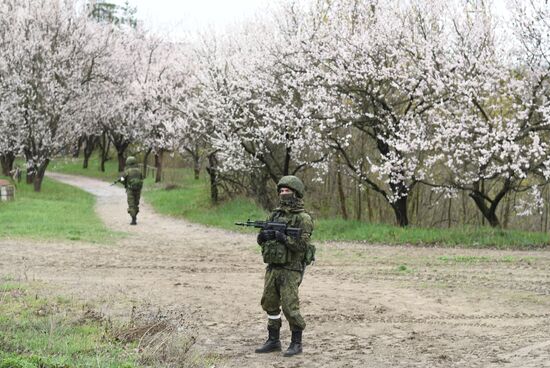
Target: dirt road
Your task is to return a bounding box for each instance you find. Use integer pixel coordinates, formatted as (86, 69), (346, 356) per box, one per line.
(1, 173), (549, 367)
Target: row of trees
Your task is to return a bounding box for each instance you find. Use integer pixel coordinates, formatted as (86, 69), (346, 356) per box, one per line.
(0, 0), (549, 229)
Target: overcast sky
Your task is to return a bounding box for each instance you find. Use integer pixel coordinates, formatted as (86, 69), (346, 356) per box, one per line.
(111, 0), (277, 38)
(108, 0), (511, 40)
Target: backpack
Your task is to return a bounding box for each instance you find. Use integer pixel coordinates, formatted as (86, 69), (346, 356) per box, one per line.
(126, 168), (143, 191)
(127, 177), (143, 191)
(297, 211), (316, 266)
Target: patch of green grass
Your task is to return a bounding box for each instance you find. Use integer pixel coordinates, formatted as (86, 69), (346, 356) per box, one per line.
(438, 255), (538, 264)
(0, 282), (26, 293)
(393, 264), (416, 275)
(144, 177), (267, 231)
(0, 176), (122, 243)
(1, 281), (219, 368)
(0, 282), (137, 368)
(48, 156), (550, 249)
(315, 218), (550, 249)
(49, 156), (120, 181)
(438, 255), (492, 263)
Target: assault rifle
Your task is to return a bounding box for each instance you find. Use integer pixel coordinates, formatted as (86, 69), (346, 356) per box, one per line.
(111, 177), (125, 186)
(235, 219), (302, 239)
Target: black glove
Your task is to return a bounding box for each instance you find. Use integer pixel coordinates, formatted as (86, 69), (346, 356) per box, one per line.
(274, 231), (288, 244)
(257, 230), (275, 245)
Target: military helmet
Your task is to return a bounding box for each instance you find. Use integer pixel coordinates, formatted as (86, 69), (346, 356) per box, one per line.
(126, 156), (137, 166)
(277, 175), (305, 198)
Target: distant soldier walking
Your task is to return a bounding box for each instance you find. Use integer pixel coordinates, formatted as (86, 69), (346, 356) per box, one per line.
(115, 156), (144, 225)
(255, 175), (315, 357)
(9, 165), (21, 185)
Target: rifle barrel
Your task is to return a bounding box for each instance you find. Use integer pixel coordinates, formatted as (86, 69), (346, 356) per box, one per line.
(234, 221), (264, 227)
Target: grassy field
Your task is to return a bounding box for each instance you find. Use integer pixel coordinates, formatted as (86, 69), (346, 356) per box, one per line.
(0, 279), (138, 368)
(0, 279), (211, 368)
(145, 176), (550, 249)
(314, 218), (550, 248)
(48, 156), (120, 181)
(45, 156), (550, 249)
(144, 177), (268, 230)
(0, 175), (121, 243)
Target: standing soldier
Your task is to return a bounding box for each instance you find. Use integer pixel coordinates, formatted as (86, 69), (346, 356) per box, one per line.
(255, 175), (314, 357)
(115, 156), (144, 225)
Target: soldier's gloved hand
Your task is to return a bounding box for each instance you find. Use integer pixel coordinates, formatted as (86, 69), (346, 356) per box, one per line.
(274, 231), (288, 244)
(257, 230), (275, 245)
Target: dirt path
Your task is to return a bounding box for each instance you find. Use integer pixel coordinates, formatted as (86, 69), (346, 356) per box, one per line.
(1, 172), (549, 367)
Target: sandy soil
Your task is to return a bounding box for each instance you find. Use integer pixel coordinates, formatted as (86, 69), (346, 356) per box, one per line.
(0, 172), (549, 367)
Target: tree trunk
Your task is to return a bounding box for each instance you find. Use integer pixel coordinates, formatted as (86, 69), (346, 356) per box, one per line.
(447, 197), (452, 228)
(26, 170), (34, 184)
(206, 152), (219, 204)
(100, 154), (106, 172)
(193, 153), (200, 180)
(503, 193), (511, 229)
(117, 151), (126, 173)
(183, 144), (202, 180)
(73, 136), (84, 158)
(108, 132), (129, 172)
(545, 187), (550, 232)
(32, 159), (50, 192)
(355, 179), (362, 221)
(154, 149), (164, 183)
(414, 188), (420, 225)
(82, 136), (96, 169)
(0, 152), (15, 176)
(388, 175), (412, 227)
(99, 132), (109, 172)
(83, 151), (91, 169)
(142, 148), (152, 178)
(336, 155), (348, 220)
(251, 169), (273, 210)
(366, 187), (373, 223)
(25, 159), (34, 184)
(462, 191), (468, 225)
(481, 180), (486, 226)
(391, 195), (409, 227)
(469, 180), (511, 228)
(469, 192), (501, 228)
(410, 188), (420, 223)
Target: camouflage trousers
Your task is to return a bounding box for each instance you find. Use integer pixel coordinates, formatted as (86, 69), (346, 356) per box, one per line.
(261, 266), (305, 331)
(126, 189), (141, 217)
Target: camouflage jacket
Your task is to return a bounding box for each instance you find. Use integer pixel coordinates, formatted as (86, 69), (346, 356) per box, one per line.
(267, 206), (314, 272)
(122, 166), (143, 191)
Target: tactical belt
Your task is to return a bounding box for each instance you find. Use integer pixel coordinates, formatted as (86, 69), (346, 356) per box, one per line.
(267, 264), (303, 273)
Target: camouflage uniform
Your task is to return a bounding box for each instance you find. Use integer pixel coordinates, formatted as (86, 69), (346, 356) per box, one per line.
(119, 156), (143, 225)
(255, 175), (314, 357)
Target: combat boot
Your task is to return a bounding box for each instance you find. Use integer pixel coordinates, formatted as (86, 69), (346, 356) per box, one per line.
(255, 328), (281, 353)
(283, 330), (302, 357)
(130, 216), (137, 225)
